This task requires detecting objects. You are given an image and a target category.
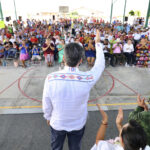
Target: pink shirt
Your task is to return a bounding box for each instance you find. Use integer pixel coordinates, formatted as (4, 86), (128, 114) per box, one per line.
(113, 44), (122, 54)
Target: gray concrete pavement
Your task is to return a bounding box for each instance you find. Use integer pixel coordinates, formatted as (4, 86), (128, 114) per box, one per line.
(0, 110), (132, 150)
(0, 64), (150, 114)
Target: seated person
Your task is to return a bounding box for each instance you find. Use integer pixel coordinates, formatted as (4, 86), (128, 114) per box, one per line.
(128, 95), (150, 145)
(123, 39), (135, 66)
(0, 44), (4, 65)
(91, 105), (150, 150)
(113, 39), (125, 65)
(3, 39), (12, 59)
(85, 39), (96, 67)
(31, 44), (41, 61)
(30, 35), (38, 44)
(102, 39), (115, 67)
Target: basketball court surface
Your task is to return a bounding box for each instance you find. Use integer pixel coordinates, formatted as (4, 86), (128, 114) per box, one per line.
(0, 63), (150, 114)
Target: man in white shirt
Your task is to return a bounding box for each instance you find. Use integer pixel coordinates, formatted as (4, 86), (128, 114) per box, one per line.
(133, 30), (141, 41)
(42, 30), (105, 150)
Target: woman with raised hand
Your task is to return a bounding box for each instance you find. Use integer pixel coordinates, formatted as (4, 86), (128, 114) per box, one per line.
(91, 105), (150, 150)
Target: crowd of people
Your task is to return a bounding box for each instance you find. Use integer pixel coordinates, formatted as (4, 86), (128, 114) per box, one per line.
(0, 18), (150, 68)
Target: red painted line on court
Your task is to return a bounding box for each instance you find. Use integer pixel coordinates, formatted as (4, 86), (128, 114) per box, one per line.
(88, 70), (115, 103)
(17, 69), (139, 105)
(0, 79), (18, 95)
(18, 69), (115, 104)
(18, 68), (42, 103)
(0, 69), (34, 95)
(105, 70), (139, 95)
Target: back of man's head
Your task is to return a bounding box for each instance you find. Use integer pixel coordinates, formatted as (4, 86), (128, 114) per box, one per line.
(64, 43), (83, 67)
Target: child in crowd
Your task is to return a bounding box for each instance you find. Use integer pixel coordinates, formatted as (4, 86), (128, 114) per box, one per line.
(31, 44), (41, 62)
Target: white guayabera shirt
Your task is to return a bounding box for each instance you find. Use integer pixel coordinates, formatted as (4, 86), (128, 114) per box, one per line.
(91, 141), (150, 150)
(42, 43), (105, 131)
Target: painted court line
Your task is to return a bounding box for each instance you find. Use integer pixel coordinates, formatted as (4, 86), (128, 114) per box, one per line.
(0, 102), (144, 109)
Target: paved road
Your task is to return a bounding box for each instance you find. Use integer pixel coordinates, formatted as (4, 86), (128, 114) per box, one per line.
(0, 110), (132, 150)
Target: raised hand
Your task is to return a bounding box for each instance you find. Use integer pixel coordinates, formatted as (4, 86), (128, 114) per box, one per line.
(116, 107), (123, 133)
(96, 104), (108, 124)
(116, 107), (123, 126)
(137, 95), (149, 111)
(137, 95), (146, 108)
(95, 30), (100, 43)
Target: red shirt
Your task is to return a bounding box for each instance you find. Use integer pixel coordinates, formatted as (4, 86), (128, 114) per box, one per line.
(79, 37), (84, 44)
(43, 43), (54, 55)
(55, 30), (60, 36)
(30, 37), (38, 44)
(6, 33), (11, 39)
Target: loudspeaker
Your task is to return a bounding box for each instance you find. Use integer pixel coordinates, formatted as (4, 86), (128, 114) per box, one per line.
(6, 17), (10, 22)
(19, 16), (22, 21)
(125, 16), (128, 21)
(53, 15), (55, 20)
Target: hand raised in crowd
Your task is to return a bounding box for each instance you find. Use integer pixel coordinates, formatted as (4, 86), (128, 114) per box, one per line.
(96, 104), (108, 124)
(116, 108), (123, 133)
(137, 95), (148, 111)
(95, 30), (100, 43)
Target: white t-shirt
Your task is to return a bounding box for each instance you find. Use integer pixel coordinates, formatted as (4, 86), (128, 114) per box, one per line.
(55, 39), (61, 45)
(10, 39), (16, 44)
(102, 44), (110, 53)
(133, 33), (141, 40)
(123, 44), (134, 53)
(91, 141), (123, 150)
(108, 35), (113, 41)
(91, 140), (150, 150)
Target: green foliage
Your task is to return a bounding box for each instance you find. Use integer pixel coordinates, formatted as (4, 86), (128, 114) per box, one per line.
(135, 11), (141, 17)
(71, 11), (78, 16)
(129, 10), (135, 16)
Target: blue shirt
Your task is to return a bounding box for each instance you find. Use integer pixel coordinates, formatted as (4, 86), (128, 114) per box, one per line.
(19, 44), (28, 54)
(32, 48), (40, 56)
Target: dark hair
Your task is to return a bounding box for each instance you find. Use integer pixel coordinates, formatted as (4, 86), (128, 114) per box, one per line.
(64, 43), (83, 67)
(121, 120), (147, 150)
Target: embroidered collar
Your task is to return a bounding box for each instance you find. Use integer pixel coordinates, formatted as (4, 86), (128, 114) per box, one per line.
(64, 66), (79, 72)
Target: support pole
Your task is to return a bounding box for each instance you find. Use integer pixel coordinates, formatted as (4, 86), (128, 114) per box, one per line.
(13, 0), (17, 21)
(110, 0), (113, 23)
(123, 0), (127, 24)
(0, 1), (4, 21)
(145, 0), (150, 28)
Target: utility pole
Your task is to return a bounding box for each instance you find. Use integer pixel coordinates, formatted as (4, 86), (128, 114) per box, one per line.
(145, 0), (150, 28)
(123, 0), (127, 24)
(0, 1), (4, 21)
(110, 0), (113, 23)
(13, 0), (17, 21)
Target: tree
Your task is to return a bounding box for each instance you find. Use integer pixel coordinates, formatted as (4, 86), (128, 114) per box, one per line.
(135, 11), (141, 17)
(71, 11), (78, 16)
(129, 10), (135, 16)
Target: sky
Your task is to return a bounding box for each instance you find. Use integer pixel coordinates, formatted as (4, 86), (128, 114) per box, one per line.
(1, 0), (149, 20)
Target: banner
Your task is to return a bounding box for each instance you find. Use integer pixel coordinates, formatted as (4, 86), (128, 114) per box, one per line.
(0, 21), (5, 29)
